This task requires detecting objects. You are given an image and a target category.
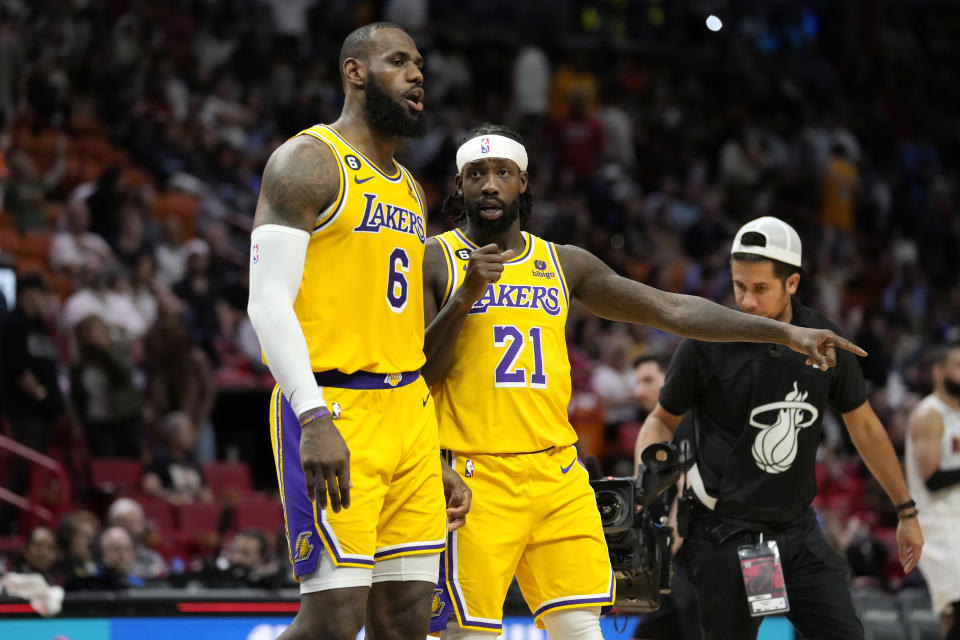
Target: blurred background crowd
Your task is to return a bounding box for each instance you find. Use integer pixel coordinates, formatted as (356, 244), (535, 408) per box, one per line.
(0, 0), (957, 602)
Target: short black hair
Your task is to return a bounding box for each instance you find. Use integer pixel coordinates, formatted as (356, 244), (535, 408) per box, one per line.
(236, 529), (269, 562)
(632, 353), (672, 373)
(441, 123), (533, 228)
(731, 249), (800, 283)
(338, 22), (406, 79)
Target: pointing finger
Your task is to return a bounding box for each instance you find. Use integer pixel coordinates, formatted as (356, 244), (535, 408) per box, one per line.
(832, 335), (867, 357)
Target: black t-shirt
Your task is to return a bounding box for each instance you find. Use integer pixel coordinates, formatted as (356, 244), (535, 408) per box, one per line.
(659, 297), (867, 526)
(1, 308), (64, 417)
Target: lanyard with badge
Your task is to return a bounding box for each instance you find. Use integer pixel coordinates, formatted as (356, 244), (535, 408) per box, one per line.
(738, 532), (790, 617)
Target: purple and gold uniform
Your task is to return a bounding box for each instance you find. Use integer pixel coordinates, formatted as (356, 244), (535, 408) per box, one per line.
(269, 124), (445, 578)
(432, 229), (614, 632)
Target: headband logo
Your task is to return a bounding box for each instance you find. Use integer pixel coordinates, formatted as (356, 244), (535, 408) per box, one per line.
(480, 137), (490, 154)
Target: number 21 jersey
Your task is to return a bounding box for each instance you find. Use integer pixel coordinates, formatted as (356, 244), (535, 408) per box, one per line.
(291, 124), (426, 375)
(433, 230), (577, 453)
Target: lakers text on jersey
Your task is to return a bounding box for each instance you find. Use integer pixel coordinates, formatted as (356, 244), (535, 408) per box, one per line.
(432, 230), (576, 454)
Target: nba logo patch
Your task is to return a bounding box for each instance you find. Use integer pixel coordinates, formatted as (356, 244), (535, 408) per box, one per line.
(331, 402), (341, 420)
(251, 243), (260, 264)
(535, 259), (547, 270)
(480, 137), (490, 154)
(293, 531), (314, 562)
(384, 373), (403, 387)
(464, 459), (474, 477)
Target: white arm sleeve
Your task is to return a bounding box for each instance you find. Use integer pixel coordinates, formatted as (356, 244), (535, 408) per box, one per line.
(247, 224), (325, 417)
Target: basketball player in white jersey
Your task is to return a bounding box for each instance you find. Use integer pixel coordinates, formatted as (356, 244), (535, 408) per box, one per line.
(907, 342), (960, 640)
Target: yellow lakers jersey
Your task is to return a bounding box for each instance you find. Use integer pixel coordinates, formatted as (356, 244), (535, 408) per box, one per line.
(433, 230), (577, 453)
(292, 124), (426, 374)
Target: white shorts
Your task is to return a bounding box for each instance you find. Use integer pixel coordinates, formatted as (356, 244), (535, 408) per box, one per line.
(300, 548), (440, 594)
(917, 515), (960, 615)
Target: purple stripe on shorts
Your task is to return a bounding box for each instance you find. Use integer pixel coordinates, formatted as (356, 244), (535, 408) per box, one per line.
(446, 530), (502, 631)
(532, 571), (616, 618)
(277, 391), (374, 575)
(373, 540), (445, 559)
(313, 370), (420, 390)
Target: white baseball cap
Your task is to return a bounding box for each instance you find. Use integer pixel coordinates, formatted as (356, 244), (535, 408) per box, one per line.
(731, 216), (802, 267)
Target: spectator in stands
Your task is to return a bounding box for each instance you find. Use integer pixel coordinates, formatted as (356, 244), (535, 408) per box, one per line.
(14, 526), (58, 582)
(591, 328), (638, 432)
(61, 264), (150, 343)
(129, 252), (160, 330)
(143, 315), (217, 461)
(49, 197), (113, 280)
(174, 238), (222, 349)
(819, 143), (859, 233)
(55, 511), (100, 589)
(69, 314), (143, 457)
(142, 411), (213, 505)
(153, 217), (186, 287)
(94, 526), (145, 588)
(106, 498), (167, 580)
(633, 353), (671, 416)
(204, 529), (279, 589)
(0, 273), (67, 533)
(4, 137), (65, 230)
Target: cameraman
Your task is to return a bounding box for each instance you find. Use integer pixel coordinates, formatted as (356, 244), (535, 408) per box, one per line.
(634, 217), (923, 640)
(631, 355), (702, 640)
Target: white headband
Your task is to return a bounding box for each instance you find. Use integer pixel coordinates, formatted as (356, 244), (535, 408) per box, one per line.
(456, 134), (528, 174)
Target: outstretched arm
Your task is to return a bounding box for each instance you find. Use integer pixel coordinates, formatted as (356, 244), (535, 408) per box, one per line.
(845, 401), (923, 572)
(557, 244), (865, 370)
(247, 135), (351, 512)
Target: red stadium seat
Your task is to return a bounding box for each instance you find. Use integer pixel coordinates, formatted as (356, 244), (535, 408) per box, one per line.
(233, 498), (283, 535)
(176, 502), (223, 534)
(201, 461), (253, 500)
(133, 494), (175, 537)
(89, 458), (143, 494)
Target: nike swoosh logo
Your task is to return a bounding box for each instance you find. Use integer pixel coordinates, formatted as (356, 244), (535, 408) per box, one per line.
(354, 175), (374, 184)
(422, 393), (431, 407)
(560, 458), (577, 474)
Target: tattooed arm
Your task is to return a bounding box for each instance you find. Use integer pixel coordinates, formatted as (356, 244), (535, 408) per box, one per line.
(556, 245), (866, 369)
(248, 135), (352, 512)
(252, 136), (340, 231)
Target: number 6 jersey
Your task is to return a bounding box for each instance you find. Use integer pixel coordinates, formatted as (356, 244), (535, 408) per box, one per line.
(433, 230), (577, 453)
(292, 124), (426, 375)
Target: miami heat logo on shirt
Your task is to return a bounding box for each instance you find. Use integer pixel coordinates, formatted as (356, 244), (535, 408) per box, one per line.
(749, 381), (819, 474)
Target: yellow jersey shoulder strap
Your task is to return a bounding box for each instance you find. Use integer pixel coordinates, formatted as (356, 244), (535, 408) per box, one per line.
(539, 236), (571, 304)
(433, 231), (461, 307)
(291, 125), (346, 231)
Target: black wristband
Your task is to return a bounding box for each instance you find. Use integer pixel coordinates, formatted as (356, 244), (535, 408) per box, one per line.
(897, 509), (919, 520)
(895, 499), (916, 512)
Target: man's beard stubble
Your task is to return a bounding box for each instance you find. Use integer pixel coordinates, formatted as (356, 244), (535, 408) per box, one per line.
(464, 196), (522, 236)
(364, 75), (426, 138)
(943, 376), (960, 400)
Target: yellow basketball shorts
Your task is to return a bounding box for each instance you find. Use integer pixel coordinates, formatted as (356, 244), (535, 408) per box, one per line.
(441, 445), (614, 633)
(270, 371), (446, 576)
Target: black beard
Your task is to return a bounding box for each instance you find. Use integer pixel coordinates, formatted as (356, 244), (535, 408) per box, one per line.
(364, 75), (426, 138)
(944, 377), (960, 399)
(464, 196), (521, 235)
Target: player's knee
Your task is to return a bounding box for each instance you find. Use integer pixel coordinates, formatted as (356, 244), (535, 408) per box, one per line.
(280, 614), (362, 640)
(540, 607), (603, 640)
(282, 593), (364, 640)
(366, 582), (434, 640)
